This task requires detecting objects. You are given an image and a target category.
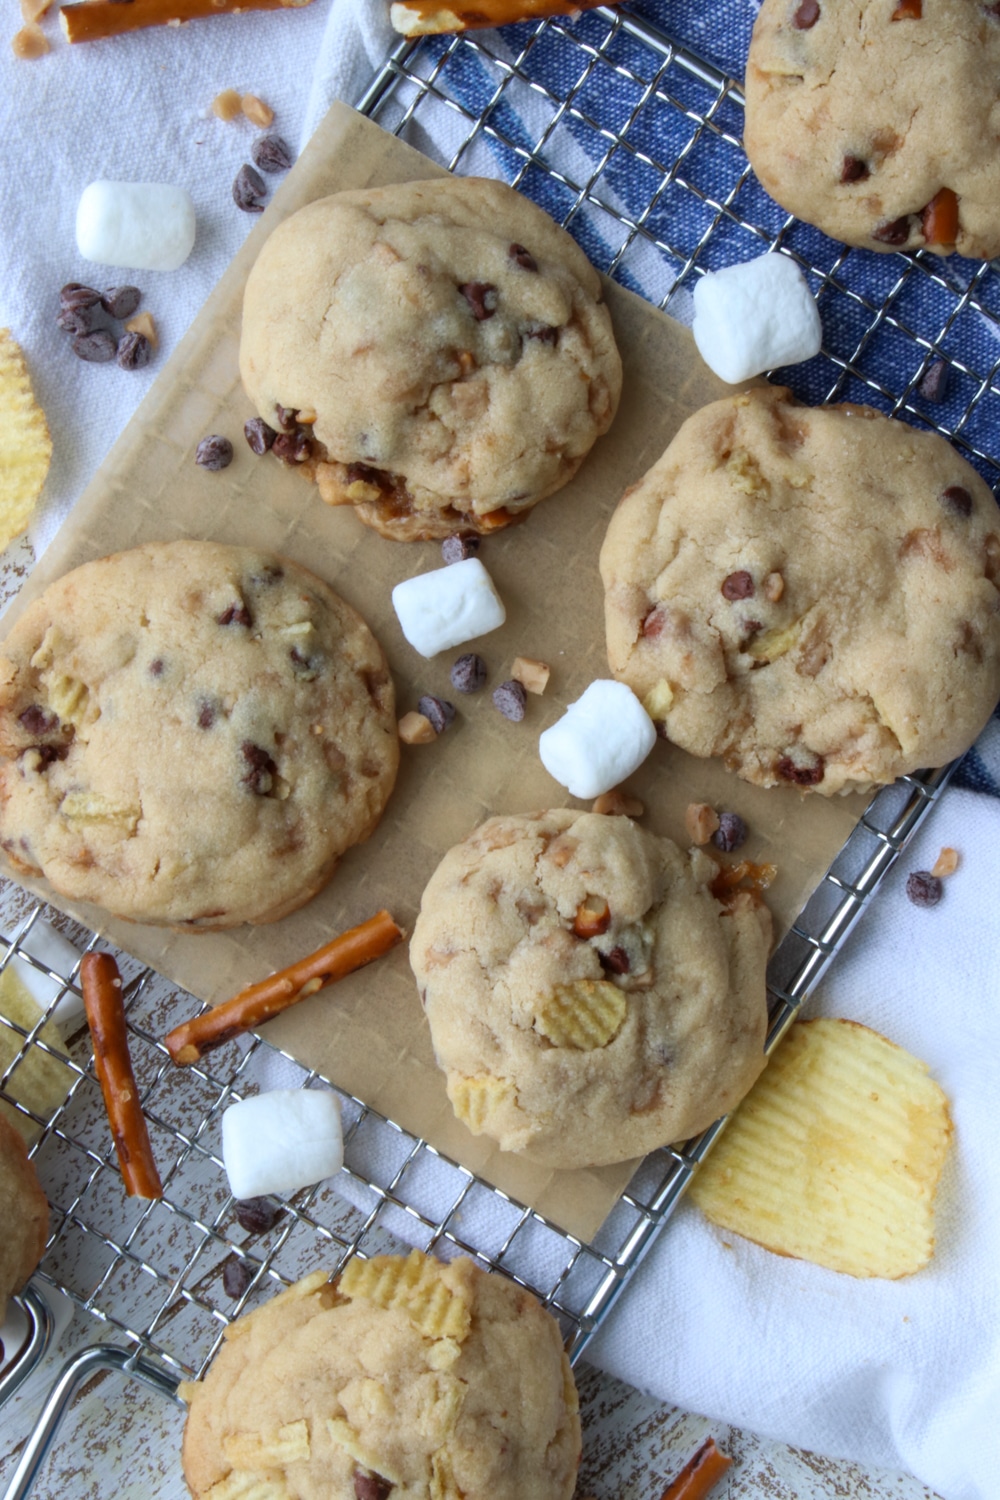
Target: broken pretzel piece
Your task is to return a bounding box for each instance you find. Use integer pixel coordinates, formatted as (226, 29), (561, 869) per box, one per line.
(81, 951), (163, 1200)
(659, 1436), (732, 1500)
(163, 909), (404, 1066)
(61, 0), (313, 45)
(390, 0), (612, 34)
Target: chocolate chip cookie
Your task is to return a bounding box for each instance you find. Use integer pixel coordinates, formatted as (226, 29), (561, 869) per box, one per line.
(0, 1113), (48, 1323)
(410, 809), (771, 1169)
(743, 0), (1000, 259)
(181, 1251), (581, 1500)
(239, 177), (622, 541)
(0, 541), (398, 928)
(601, 385), (1000, 795)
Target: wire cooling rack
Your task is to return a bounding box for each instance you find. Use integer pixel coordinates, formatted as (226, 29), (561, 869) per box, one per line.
(1, 5), (994, 1495)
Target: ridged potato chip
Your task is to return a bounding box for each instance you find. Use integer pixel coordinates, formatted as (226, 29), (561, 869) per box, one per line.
(340, 1247), (473, 1342)
(688, 1017), (952, 1279)
(533, 978), (626, 1050)
(448, 1073), (515, 1133)
(0, 329), (52, 549)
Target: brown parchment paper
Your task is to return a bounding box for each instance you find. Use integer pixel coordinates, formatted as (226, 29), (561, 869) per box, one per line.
(0, 104), (868, 1242)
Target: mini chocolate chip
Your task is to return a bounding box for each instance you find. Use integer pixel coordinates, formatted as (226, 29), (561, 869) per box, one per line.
(941, 484), (973, 517)
(148, 658), (164, 677)
(525, 322), (558, 345)
(60, 283), (101, 312)
(509, 242), (538, 271)
(251, 133), (295, 174)
(417, 695), (456, 735)
(712, 812), (748, 853)
(841, 156), (869, 184)
(905, 870), (943, 908)
(353, 1473), (393, 1500)
(197, 701), (217, 730)
(272, 431), (313, 464)
(873, 215), (911, 246)
(234, 1196), (283, 1235)
(196, 435), (235, 471)
(244, 417), (277, 455)
(57, 304), (97, 335)
(101, 285), (141, 319)
(459, 281), (498, 321)
(70, 329), (117, 364)
(776, 754), (825, 786)
(641, 606), (667, 639)
(918, 360), (949, 404)
(241, 741), (277, 794)
(18, 705), (58, 736)
(116, 331), (151, 371)
(441, 534), (480, 564)
(450, 652), (487, 693)
(290, 646), (320, 679)
(27, 744), (66, 769)
(275, 404), (298, 431)
(222, 1256), (252, 1299)
(346, 461), (388, 489)
(598, 946), (630, 975)
(233, 163), (267, 214)
(217, 601), (252, 627)
(721, 570), (754, 601)
(793, 0), (820, 24)
(493, 679), (527, 722)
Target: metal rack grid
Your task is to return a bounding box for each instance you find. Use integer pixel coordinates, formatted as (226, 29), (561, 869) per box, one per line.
(0, 5), (991, 1493)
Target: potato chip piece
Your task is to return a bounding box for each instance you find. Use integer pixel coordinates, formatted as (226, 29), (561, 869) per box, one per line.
(447, 1073), (514, 1133)
(533, 978), (626, 1050)
(325, 1418), (402, 1484)
(223, 1423), (310, 1470)
(0, 964), (71, 1142)
(0, 329), (52, 549)
(203, 1474), (292, 1500)
(689, 1017), (952, 1279)
(340, 1248), (473, 1343)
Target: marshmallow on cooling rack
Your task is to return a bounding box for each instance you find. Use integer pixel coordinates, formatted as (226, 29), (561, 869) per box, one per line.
(222, 1088), (343, 1201)
(392, 556), (506, 658)
(539, 679), (657, 799)
(5, 920), (84, 1030)
(692, 252), (822, 384)
(76, 181), (197, 272)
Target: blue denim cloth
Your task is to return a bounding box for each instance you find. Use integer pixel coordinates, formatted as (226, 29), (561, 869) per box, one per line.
(411, 1), (1000, 794)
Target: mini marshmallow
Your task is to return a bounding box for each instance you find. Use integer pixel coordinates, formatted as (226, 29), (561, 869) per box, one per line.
(5, 920), (84, 1030)
(539, 679), (657, 799)
(222, 1088), (343, 1201)
(76, 181), (196, 272)
(392, 556), (506, 658)
(692, 252), (822, 384)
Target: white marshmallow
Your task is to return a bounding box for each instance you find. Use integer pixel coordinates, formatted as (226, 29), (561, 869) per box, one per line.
(221, 1088), (343, 1201)
(391, 557), (506, 658)
(4, 921), (84, 1030)
(692, 252), (822, 384)
(76, 181), (196, 272)
(539, 679), (657, 799)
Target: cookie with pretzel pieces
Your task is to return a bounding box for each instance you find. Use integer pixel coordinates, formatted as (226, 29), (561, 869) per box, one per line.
(239, 177), (622, 541)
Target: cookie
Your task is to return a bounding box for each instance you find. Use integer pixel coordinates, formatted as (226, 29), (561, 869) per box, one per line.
(181, 1251), (581, 1500)
(409, 809), (771, 1169)
(0, 541), (398, 929)
(239, 177), (622, 541)
(743, 0), (1000, 260)
(0, 1113), (48, 1323)
(600, 386), (1000, 795)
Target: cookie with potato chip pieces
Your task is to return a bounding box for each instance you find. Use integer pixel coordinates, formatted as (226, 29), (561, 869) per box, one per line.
(688, 1017), (953, 1279)
(0, 330), (52, 553)
(181, 1250), (581, 1500)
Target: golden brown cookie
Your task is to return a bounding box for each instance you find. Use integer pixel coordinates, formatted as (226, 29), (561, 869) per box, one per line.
(181, 1251), (581, 1500)
(0, 541), (398, 928)
(743, 0), (1000, 259)
(0, 1113), (48, 1323)
(239, 177), (622, 541)
(601, 386), (1000, 795)
(410, 809), (771, 1169)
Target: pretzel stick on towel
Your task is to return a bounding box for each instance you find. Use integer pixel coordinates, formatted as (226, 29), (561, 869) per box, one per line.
(81, 952), (163, 1201)
(61, 0), (312, 45)
(390, 1), (611, 35)
(164, 908), (404, 1067)
(659, 1437), (732, 1500)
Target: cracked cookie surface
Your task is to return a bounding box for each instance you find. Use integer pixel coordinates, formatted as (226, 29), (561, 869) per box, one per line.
(744, 0), (1000, 259)
(181, 1253), (580, 1500)
(239, 177), (622, 541)
(601, 385), (1000, 795)
(0, 540), (398, 928)
(410, 809), (771, 1169)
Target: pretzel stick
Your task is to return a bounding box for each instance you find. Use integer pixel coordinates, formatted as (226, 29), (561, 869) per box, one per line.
(659, 1438), (732, 1500)
(164, 909), (404, 1067)
(61, 0), (312, 45)
(390, 0), (611, 35)
(81, 952), (163, 1201)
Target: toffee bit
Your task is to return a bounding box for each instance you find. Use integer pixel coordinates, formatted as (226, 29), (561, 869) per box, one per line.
(232, 163), (267, 214)
(905, 870), (943, 908)
(196, 434), (234, 471)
